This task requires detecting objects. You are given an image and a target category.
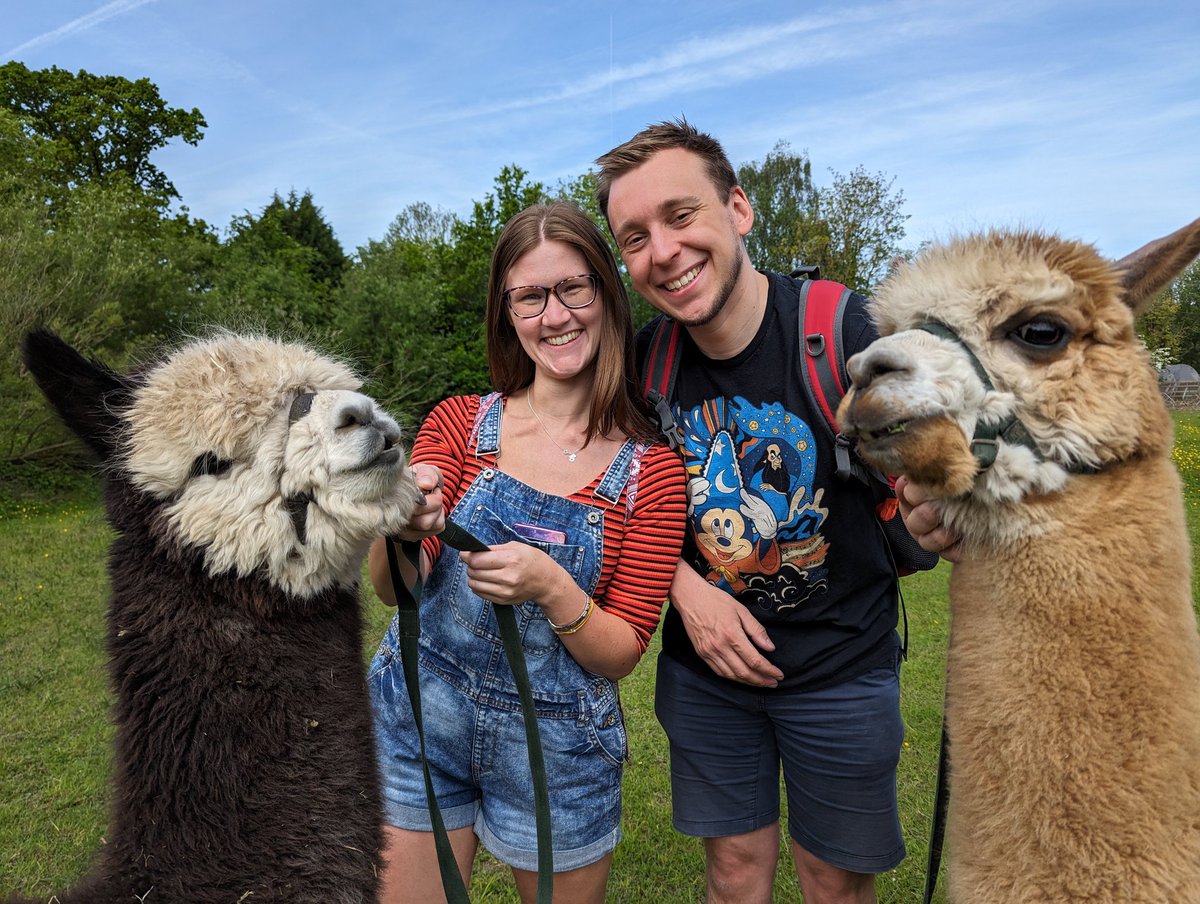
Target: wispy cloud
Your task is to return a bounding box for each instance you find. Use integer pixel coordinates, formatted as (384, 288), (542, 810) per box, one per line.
(420, 0), (1008, 126)
(4, 0), (158, 58)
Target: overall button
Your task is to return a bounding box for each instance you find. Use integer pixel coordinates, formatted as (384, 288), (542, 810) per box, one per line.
(481, 468), (495, 480)
(586, 511), (600, 525)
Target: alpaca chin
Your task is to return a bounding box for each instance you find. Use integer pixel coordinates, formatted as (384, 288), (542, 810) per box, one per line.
(853, 413), (978, 498)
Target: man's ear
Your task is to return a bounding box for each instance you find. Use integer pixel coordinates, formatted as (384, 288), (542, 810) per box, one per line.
(729, 185), (755, 238)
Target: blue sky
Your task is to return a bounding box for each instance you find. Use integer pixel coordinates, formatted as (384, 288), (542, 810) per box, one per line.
(6, 0), (1198, 261)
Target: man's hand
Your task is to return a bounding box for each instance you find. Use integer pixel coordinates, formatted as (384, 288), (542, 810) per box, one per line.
(671, 563), (783, 687)
(895, 475), (964, 562)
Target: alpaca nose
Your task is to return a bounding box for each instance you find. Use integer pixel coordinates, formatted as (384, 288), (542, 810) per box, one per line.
(333, 396), (376, 431)
(847, 342), (913, 391)
(335, 393), (402, 446)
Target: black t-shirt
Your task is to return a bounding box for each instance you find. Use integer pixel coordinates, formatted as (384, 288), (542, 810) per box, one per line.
(636, 271), (899, 692)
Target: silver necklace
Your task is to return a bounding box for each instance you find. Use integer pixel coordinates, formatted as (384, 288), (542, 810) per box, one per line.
(526, 391), (584, 463)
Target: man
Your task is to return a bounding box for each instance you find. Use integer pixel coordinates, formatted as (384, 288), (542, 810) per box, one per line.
(595, 120), (934, 904)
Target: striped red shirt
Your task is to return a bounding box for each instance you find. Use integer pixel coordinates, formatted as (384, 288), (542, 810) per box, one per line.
(413, 395), (687, 652)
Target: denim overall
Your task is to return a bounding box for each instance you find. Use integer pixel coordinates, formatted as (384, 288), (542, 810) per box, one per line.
(370, 393), (636, 871)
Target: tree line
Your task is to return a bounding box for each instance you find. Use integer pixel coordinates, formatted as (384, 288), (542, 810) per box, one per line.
(3, 62), (1194, 465)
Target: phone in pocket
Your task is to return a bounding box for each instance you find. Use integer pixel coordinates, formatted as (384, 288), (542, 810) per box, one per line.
(511, 522), (568, 544)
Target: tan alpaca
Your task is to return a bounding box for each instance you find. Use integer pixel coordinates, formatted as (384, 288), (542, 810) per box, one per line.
(838, 219), (1200, 902)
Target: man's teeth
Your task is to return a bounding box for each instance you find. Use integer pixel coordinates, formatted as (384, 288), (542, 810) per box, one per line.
(546, 330), (581, 346)
(665, 266), (701, 292)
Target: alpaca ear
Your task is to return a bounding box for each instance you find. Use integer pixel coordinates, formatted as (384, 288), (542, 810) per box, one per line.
(1113, 216), (1200, 314)
(21, 328), (134, 462)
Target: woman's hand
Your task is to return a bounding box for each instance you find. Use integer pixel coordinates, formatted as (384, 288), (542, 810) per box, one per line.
(460, 541), (564, 609)
(395, 463), (446, 540)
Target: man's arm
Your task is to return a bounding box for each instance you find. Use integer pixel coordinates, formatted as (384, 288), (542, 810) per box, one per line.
(669, 560), (784, 687)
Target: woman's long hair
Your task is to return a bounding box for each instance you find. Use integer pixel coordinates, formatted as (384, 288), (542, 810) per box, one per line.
(486, 202), (657, 445)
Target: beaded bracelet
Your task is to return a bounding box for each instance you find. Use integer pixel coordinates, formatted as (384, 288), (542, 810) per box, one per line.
(548, 592), (595, 636)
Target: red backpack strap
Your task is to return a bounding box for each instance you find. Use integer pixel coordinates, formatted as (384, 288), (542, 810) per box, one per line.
(798, 278), (853, 435)
(795, 276), (875, 484)
(642, 316), (686, 449)
(642, 315), (682, 398)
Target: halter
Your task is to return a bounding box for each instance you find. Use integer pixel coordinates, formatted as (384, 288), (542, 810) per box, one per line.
(284, 392), (317, 542)
(915, 323), (1098, 475)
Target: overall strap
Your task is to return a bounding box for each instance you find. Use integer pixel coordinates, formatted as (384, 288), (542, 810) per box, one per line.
(591, 436), (640, 505)
(468, 392), (504, 458)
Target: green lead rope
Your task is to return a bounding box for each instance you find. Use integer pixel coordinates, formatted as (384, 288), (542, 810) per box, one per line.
(385, 525), (554, 904)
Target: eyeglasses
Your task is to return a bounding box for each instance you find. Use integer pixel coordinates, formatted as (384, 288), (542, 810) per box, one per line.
(503, 274), (598, 318)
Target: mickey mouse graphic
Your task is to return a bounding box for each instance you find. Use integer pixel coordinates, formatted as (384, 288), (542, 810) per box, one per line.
(680, 397), (830, 607)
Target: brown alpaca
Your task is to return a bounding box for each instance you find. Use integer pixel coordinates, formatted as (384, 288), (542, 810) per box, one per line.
(837, 219), (1200, 902)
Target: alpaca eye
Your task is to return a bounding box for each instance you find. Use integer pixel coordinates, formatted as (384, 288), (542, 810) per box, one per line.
(1011, 319), (1069, 351)
(189, 452), (234, 479)
(289, 392), (315, 424)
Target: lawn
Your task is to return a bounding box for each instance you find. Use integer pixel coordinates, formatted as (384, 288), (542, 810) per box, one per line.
(2, 413), (1199, 902)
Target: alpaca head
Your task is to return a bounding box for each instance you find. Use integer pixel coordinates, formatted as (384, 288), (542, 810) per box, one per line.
(837, 218), (1200, 542)
(22, 330), (421, 598)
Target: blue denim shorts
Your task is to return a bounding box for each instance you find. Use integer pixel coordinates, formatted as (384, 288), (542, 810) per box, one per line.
(369, 619), (626, 871)
(654, 650), (906, 873)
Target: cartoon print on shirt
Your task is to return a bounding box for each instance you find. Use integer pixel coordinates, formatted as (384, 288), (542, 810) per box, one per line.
(680, 397), (829, 613)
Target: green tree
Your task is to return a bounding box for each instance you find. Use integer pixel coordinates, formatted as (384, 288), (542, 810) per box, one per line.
(736, 143), (909, 293)
(737, 141), (824, 275)
(333, 204), (459, 427)
(198, 207), (332, 338)
(0, 143), (215, 461)
(193, 190), (349, 338)
(380, 200), (457, 249)
(1171, 257), (1200, 368)
(1136, 291), (1181, 369)
(818, 165), (909, 292)
(0, 69), (218, 464)
(0, 61), (206, 202)
(262, 190), (349, 288)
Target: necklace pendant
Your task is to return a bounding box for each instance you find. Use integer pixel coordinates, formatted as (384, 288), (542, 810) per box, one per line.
(567, 452), (577, 462)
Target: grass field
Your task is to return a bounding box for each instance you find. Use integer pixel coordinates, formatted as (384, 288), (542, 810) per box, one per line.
(3, 412), (1199, 902)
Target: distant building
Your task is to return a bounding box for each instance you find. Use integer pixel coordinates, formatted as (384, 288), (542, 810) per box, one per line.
(1160, 363), (1200, 383)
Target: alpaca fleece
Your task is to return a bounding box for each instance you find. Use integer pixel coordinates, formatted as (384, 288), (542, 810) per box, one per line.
(838, 220), (1200, 902)
(7, 331), (421, 904)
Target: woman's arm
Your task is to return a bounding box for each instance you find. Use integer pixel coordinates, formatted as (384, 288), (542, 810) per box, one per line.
(553, 445), (689, 678)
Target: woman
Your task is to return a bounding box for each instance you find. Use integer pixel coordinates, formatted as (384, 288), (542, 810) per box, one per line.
(367, 201), (687, 903)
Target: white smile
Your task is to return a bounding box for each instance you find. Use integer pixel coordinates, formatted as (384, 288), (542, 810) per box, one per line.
(546, 330), (582, 347)
(664, 265), (702, 292)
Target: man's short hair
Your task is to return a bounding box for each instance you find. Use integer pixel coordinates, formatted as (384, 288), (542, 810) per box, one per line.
(594, 117), (737, 220)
